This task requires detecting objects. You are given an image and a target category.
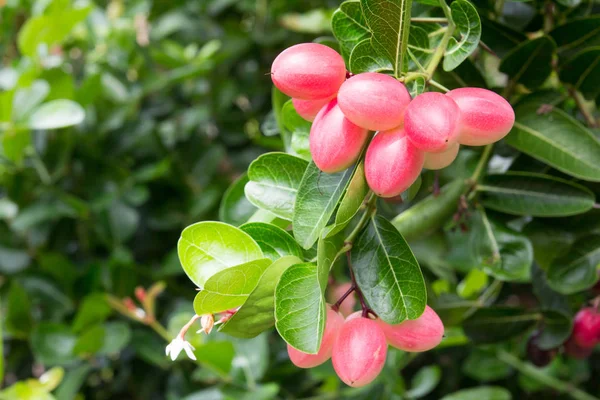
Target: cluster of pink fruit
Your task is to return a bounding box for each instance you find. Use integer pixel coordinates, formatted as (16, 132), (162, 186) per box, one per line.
(287, 304), (444, 387)
(271, 43), (515, 197)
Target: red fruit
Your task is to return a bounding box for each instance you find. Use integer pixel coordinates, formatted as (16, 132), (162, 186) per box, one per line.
(287, 306), (344, 368)
(377, 305), (444, 352)
(423, 143), (460, 170)
(446, 88), (515, 146)
(332, 316), (387, 387)
(572, 307), (600, 348)
(309, 99), (368, 173)
(327, 282), (356, 317)
(404, 92), (461, 152)
(365, 127), (424, 198)
(293, 96), (334, 122)
(271, 43), (346, 100)
(337, 72), (411, 131)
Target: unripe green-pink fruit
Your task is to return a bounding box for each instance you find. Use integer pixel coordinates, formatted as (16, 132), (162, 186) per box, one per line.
(377, 305), (444, 352)
(332, 316), (387, 387)
(404, 92), (461, 152)
(337, 72), (411, 131)
(287, 306), (344, 368)
(446, 88), (515, 146)
(365, 127), (424, 198)
(310, 99), (368, 173)
(292, 96), (334, 122)
(271, 43), (346, 100)
(423, 143), (460, 170)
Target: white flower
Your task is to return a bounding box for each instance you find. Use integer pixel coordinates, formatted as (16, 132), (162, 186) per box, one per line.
(165, 337), (196, 361)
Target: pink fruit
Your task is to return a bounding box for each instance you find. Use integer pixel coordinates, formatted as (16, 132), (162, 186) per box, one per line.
(572, 307), (600, 348)
(327, 282), (356, 317)
(271, 43), (346, 100)
(310, 99), (368, 173)
(377, 305), (444, 352)
(332, 316), (387, 387)
(423, 143), (460, 170)
(288, 306), (345, 368)
(446, 88), (515, 146)
(293, 96), (334, 122)
(404, 92), (461, 152)
(337, 72), (411, 131)
(365, 127), (424, 198)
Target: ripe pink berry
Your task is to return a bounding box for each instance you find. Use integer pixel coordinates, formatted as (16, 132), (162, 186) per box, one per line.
(572, 307), (600, 348)
(310, 99), (368, 173)
(287, 306), (344, 368)
(377, 305), (444, 352)
(292, 96), (334, 122)
(337, 72), (411, 131)
(271, 43), (346, 100)
(365, 127), (424, 198)
(404, 92), (461, 152)
(446, 88), (515, 146)
(327, 282), (356, 317)
(423, 143), (460, 170)
(332, 316), (387, 387)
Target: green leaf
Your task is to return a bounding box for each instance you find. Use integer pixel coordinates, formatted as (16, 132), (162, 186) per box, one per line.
(331, 0), (370, 61)
(406, 76), (427, 97)
(220, 255), (302, 338)
(178, 221), (264, 288)
(559, 47), (600, 100)
(31, 323), (77, 366)
(12, 80), (50, 122)
(195, 341), (235, 375)
(317, 233), (345, 290)
(193, 258), (272, 315)
(506, 94), (600, 181)
(54, 365), (92, 400)
(462, 349), (512, 382)
(546, 234), (600, 294)
(480, 15), (526, 58)
(478, 173), (595, 217)
(405, 365), (441, 399)
(6, 281), (33, 337)
(72, 293), (112, 333)
(499, 36), (556, 89)
(537, 310), (572, 350)
(360, 0), (413, 76)
(272, 87), (291, 151)
(280, 9), (332, 34)
(281, 101), (312, 159)
(443, 0), (481, 71)
(73, 325), (105, 356)
(549, 16), (600, 54)
(98, 322), (131, 355)
(245, 152), (309, 220)
(1, 128), (31, 164)
(392, 179), (467, 241)
(275, 262), (325, 353)
(349, 39), (393, 74)
(219, 174), (257, 226)
(531, 263), (571, 317)
(240, 222), (303, 261)
(441, 386), (512, 400)
(406, 26), (432, 72)
(351, 215), (426, 324)
(293, 162), (355, 250)
(27, 100), (85, 130)
(463, 307), (540, 344)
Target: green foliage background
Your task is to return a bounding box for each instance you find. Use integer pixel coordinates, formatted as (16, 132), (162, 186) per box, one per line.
(1, 0), (600, 399)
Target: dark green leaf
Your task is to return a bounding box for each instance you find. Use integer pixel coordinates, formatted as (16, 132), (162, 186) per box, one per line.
(537, 310), (572, 350)
(73, 325), (105, 356)
(6, 281), (33, 336)
(349, 38), (393, 74)
(546, 234), (600, 294)
(443, 0), (481, 71)
(219, 174), (257, 226)
(499, 36), (556, 89)
(463, 307), (540, 344)
(559, 47), (600, 100)
(240, 222), (302, 261)
(480, 15), (526, 58)
(31, 323), (77, 366)
(331, 0), (370, 61)
(441, 387), (512, 400)
(72, 293), (112, 333)
(462, 349), (512, 382)
(549, 16), (600, 54)
(405, 365), (441, 399)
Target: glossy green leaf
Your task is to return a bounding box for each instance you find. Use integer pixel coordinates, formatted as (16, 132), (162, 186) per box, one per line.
(349, 38), (394, 74)
(331, 0), (370, 61)
(506, 94), (600, 181)
(245, 152), (309, 220)
(177, 221), (264, 288)
(480, 15), (526, 58)
(240, 222), (303, 261)
(406, 76), (427, 97)
(406, 365), (441, 399)
(537, 310), (572, 350)
(478, 173), (595, 217)
(73, 325), (105, 356)
(559, 47), (600, 100)
(463, 307), (540, 344)
(351, 215), (426, 324)
(31, 323), (77, 366)
(549, 16), (600, 54)
(27, 100), (85, 130)
(12, 80), (50, 121)
(443, 0), (481, 71)
(317, 232), (345, 290)
(219, 174), (257, 226)
(281, 100), (312, 160)
(293, 162), (355, 249)
(547, 234), (600, 294)
(275, 262), (325, 353)
(441, 387), (512, 400)
(72, 293), (112, 333)
(406, 26), (432, 72)
(220, 256), (302, 338)
(499, 36), (556, 89)
(193, 258), (272, 315)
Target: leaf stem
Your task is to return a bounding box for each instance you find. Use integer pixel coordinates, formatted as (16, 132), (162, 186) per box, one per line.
(429, 79), (450, 93)
(568, 87), (598, 128)
(425, 0), (455, 77)
(497, 350), (600, 400)
(343, 192), (377, 246)
(411, 17), (448, 23)
(347, 251), (376, 318)
(469, 144), (493, 183)
(331, 282), (356, 312)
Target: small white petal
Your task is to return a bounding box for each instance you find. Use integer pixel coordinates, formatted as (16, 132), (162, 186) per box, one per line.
(183, 342), (196, 361)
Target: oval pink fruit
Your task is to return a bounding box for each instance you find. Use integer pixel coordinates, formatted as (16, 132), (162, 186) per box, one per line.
(423, 143), (460, 170)
(271, 43), (346, 100)
(378, 305), (444, 352)
(365, 127), (424, 198)
(327, 282), (356, 317)
(337, 72), (411, 131)
(292, 96), (334, 122)
(332, 317), (387, 387)
(446, 88), (515, 146)
(572, 307), (600, 348)
(404, 92), (461, 152)
(288, 306), (345, 368)
(310, 99), (368, 173)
